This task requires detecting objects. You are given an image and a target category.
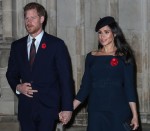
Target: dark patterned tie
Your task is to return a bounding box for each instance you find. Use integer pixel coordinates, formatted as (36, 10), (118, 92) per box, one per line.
(29, 38), (36, 68)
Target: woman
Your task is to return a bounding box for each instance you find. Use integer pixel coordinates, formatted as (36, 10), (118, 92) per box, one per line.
(73, 16), (139, 131)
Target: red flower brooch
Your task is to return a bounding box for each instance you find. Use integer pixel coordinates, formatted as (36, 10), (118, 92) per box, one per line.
(110, 58), (118, 66)
(41, 43), (46, 49)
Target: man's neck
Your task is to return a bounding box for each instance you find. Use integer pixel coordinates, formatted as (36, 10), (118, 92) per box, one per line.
(30, 29), (43, 38)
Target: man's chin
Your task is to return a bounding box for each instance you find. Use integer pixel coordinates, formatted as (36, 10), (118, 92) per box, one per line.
(27, 29), (34, 34)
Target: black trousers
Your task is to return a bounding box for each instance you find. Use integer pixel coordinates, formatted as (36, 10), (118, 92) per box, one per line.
(18, 100), (59, 131)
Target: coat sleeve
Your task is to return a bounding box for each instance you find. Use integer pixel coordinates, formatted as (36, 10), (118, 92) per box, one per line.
(75, 53), (92, 103)
(6, 42), (21, 95)
(55, 41), (74, 111)
(123, 62), (137, 102)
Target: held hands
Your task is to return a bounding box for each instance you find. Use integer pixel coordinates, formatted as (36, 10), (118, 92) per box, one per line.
(16, 83), (38, 97)
(59, 111), (72, 125)
(59, 99), (81, 125)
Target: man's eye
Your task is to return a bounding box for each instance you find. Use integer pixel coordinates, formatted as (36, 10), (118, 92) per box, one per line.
(31, 17), (36, 20)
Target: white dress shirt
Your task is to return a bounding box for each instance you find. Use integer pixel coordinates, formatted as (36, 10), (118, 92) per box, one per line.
(27, 31), (44, 59)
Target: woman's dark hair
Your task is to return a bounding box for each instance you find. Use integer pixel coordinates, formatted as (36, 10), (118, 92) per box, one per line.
(98, 22), (134, 63)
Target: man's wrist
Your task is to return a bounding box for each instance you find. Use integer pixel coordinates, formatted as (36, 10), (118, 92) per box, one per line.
(16, 84), (21, 94)
(16, 90), (20, 94)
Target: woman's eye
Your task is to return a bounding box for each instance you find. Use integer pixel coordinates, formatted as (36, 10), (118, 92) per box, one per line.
(105, 31), (109, 34)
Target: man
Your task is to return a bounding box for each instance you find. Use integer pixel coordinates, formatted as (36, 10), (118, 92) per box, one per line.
(6, 2), (73, 131)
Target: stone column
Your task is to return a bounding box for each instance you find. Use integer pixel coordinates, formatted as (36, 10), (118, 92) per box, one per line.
(119, 0), (150, 123)
(44, 0), (57, 36)
(109, 0), (119, 21)
(57, 0), (87, 127)
(139, 0), (150, 123)
(2, 0), (12, 41)
(0, 0), (2, 42)
(0, 0), (16, 115)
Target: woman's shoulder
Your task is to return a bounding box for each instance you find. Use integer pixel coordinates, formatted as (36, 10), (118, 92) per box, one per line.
(91, 50), (99, 56)
(85, 51), (98, 62)
(86, 50), (100, 58)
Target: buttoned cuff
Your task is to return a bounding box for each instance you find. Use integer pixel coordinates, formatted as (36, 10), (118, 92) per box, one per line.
(16, 90), (20, 94)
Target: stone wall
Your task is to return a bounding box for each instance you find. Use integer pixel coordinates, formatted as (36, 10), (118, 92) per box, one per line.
(0, 0), (17, 115)
(0, 0), (150, 129)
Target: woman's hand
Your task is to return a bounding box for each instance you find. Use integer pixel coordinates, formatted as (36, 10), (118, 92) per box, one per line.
(129, 102), (139, 130)
(130, 116), (139, 130)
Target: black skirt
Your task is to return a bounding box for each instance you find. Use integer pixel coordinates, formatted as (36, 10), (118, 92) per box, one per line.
(87, 110), (131, 131)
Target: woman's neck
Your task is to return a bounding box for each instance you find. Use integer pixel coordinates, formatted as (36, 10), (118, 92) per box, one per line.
(101, 45), (117, 54)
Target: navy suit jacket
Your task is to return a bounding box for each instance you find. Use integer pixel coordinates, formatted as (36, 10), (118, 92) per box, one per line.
(6, 32), (74, 114)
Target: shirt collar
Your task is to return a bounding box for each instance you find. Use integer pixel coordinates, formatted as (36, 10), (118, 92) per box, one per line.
(27, 31), (44, 45)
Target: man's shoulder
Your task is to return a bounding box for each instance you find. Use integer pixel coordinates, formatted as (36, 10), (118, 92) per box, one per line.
(44, 32), (64, 43)
(11, 36), (28, 48)
(13, 36), (28, 44)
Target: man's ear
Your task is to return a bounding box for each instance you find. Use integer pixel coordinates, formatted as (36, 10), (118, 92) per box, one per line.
(40, 16), (45, 24)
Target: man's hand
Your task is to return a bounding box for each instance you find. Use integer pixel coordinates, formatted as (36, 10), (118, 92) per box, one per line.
(16, 83), (38, 97)
(59, 111), (72, 125)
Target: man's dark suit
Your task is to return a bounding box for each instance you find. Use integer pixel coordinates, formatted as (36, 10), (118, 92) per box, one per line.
(6, 32), (73, 131)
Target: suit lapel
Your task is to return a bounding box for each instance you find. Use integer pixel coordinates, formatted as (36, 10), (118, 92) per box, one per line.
(21, 36), (31, 71)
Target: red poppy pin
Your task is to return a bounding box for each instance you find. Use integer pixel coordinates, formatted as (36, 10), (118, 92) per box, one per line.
(41, 43), (46, 49)
(110, 58), (119, 66)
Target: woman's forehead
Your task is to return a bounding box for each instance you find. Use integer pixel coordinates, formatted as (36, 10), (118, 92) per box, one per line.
(99, 25), (111, 31)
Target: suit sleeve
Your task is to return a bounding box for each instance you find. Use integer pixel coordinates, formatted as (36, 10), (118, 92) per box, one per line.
(6, 42), (21, 95)
(55, 41), (74, 111)
(75, 53), (92, 103)
(124, 62), (137, 102)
